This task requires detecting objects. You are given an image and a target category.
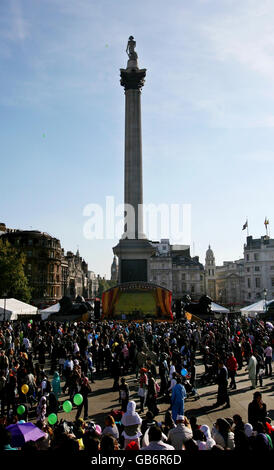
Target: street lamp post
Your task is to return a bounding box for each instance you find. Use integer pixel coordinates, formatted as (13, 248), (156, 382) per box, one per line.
(263, 288), (268, 315)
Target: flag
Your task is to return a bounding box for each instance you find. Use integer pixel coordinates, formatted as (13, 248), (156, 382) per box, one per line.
(242, 220), (248, 230)
(264, 217), (269, 227)
(185, 312), (192, 321)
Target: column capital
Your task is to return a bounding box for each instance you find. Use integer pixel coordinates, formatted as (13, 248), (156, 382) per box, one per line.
(120, 68), (146, 91)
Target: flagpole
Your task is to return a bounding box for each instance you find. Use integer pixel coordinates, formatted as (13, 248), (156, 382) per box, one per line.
(247, 217), (249, 237)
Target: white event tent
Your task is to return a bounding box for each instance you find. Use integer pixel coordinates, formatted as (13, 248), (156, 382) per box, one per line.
(0, 298), (38, 321)
(39, 303), (60, 320)
(211, 302), (230, 313)
(240, 299), (272, 318)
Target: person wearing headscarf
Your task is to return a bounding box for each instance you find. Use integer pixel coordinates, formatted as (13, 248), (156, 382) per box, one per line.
(121, 400), (142, 449)
(51, 371), (61, 401)
(36, 396), (47, 425)
(199, 425), (216, 450)
(244, 423), (254, 438)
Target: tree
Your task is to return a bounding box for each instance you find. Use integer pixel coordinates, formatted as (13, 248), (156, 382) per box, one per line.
(97, 278), (117, 298)
(0, 239), (32, 303)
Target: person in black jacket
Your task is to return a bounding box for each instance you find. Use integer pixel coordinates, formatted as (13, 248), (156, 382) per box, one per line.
(111, 356), (121, 391)
(248, 392), (267, 430)
(75, 375), (92, 421)
(212, 360), (230, 408)
(119, 377), (129, 412)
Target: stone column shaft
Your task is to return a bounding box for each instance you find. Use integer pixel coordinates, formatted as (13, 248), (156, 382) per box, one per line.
(124, 88), (143, 239)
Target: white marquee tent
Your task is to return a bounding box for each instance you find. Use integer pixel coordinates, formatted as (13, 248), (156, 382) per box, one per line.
(39, 303), (60, 320)
(0, 298), (38, 321)
(240, 299), (272, 318)
(211, 302), (230, 313)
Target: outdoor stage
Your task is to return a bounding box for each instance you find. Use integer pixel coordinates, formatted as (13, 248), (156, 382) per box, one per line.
(102, 282), (173, 321)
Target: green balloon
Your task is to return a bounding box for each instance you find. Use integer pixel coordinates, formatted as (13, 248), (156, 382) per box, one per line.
(73, 393), (83, 406)
(48, 413), (58, 425)
(63, 400), (73, 413)
(17, 405), (26, 415)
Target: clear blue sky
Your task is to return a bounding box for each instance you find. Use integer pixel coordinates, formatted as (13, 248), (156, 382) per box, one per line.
(1, 0), (274, 277)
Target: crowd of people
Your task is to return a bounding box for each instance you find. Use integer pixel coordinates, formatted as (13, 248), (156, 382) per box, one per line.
(0, 314), (273, 452)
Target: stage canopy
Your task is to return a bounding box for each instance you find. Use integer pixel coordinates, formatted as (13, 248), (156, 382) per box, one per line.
(240, 299), (272, 318)
(211, 302), (230, 313)
(39, 303), (60, 320)
(0, 298), (38, 321)
(102, 282), (173, 321)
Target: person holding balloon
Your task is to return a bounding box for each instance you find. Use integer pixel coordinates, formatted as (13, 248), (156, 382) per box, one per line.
(75, 376), (92, 421)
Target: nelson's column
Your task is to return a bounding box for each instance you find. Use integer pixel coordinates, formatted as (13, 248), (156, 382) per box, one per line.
(113, 36), (155, 283)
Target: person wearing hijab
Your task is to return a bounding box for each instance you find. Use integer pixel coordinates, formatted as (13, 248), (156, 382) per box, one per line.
(121, 400), (142, 449)
(199, 425), (216, 450)
(36, 396), (47, 425)
(51, 371), (61, 401)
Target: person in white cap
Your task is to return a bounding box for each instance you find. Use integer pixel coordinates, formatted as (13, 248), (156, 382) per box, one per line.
(167, 415), (193, 450)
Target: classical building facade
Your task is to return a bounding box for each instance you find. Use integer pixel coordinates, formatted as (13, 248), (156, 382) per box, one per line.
(1, 223), (98, 305)
(215, 259), (245, 308)
(1, 226), (62, 304)
(244, 235), (274, 303)
(149, 239), (205, 300)
(87, 271), (99, 298)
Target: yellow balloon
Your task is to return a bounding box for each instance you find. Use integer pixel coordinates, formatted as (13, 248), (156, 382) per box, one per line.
(21, 384), (29, 395)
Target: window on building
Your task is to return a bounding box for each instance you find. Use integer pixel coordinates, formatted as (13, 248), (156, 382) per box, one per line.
(28, 239), (33, 246)
(272, 278), (274, 287)
(27, 251), (32, 257)
(208, 269), (211, 275)
(255, 278), (260, 288)
(271, 266), (274, 270)
(254, 253), (259, 261)
(182, 274), (186, 280)
(246, 254), (249, 261)
(56, 275), (60, 283)
(27, 264), (31, 271)
(212, 270), (214, 276)
(191, 285), (195, 293)
(246, 267), (250, 272)
(248, 293), (251, 298)
(255, 266), (260, 272)
(16, 239), (20, 245)
(200, 275), (203, 281)
(247, 278), (251, 288)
